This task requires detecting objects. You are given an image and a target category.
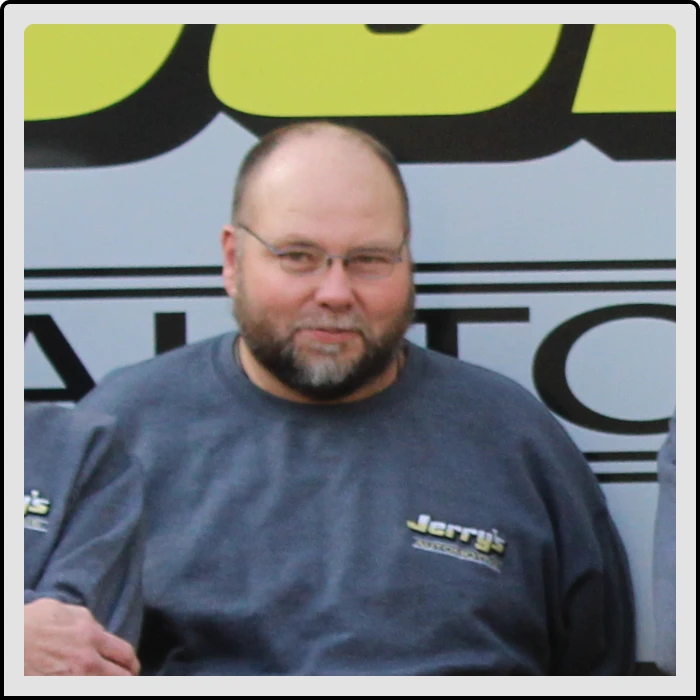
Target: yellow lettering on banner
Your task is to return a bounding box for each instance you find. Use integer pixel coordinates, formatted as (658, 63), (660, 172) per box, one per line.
(24, 24), (184, 121)
(209, 24), (561, 117)
(573, 24), (675, 113)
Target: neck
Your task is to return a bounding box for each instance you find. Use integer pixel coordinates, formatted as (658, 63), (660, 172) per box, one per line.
(236, 337), (404, 404)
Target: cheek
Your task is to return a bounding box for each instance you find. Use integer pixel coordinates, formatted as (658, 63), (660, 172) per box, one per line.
(245, 270), (313, 318)
(361, 280), (412, 323)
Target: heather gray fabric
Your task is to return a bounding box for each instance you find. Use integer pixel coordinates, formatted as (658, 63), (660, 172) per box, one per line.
(80, 333), (635, 675)
(653, 413), (676, 675)
(24, 403), (144, 646)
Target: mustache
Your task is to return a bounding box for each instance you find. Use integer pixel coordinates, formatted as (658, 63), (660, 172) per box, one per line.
(294, 316), (367, 334)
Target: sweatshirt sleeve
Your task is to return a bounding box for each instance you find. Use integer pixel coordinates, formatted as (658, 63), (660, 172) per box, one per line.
(24, 406), (144, 646)
(652, 413), (676, 675)
(526, 410), (636, 676)
(552, 504), (636, 675)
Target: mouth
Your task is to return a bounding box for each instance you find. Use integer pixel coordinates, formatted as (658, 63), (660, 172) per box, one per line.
(298, 328), (361, 344)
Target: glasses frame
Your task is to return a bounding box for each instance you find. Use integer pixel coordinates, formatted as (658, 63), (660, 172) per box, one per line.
(235, 223), (408, 280)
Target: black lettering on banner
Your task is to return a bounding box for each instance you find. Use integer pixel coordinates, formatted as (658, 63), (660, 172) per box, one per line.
(155, 312), (187, 354)
(24, 24), (675, 168)
(366, 25), (422, 35)
(24, 315), (95, 401)
(415, 307), (530, 357)
(533, 304), (675, 434)
(25, 25), (220, 169)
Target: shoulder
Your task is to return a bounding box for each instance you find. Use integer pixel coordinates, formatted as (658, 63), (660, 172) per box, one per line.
(406, 344), (596, 489)
(79, 333), (232, 413)
(24, 402), (120, 456)
(99, 332), (228, 386)
(25, 400), (114, 429)
(410, 343), (557, 426)
(657, 412), (676, 484)
(24, 402), (137, 508)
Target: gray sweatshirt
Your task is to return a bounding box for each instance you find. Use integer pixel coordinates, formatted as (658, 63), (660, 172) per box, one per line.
(24, 403), (144, 645)
(653, 412), (676, 675)
(80, 333), (635, 674)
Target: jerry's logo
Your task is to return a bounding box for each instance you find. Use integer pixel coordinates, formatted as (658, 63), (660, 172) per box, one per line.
(24, 24), (675, 168)
(24, 489), (51, 532)
(407, 513), (507, 572)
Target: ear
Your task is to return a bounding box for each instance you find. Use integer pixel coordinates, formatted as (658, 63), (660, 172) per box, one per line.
(221, 224), (239, 298)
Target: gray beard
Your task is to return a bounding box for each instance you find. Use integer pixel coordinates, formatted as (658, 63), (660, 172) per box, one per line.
(234, 290), (414, 402)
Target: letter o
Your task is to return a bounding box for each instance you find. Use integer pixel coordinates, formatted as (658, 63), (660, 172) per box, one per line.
(533, 304), (675, 434)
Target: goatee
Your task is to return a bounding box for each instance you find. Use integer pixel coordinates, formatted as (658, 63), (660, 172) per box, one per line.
(234, 288), (414, 402)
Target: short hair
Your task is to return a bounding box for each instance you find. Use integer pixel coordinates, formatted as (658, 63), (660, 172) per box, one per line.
(230, 121), (411, 234)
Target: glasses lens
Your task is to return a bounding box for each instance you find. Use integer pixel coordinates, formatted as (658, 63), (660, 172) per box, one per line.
(347, 252), (396, 279)
(278, 248), (326, 274)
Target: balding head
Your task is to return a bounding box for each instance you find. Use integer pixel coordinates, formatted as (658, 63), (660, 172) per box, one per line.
(220, 121), (415, 405)
(231, 121), (410, 235)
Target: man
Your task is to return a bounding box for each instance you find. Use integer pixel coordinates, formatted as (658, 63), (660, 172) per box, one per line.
(80, 121), (635, 675)
(24, 403), (143, 676)
(653, 412), (676, 675)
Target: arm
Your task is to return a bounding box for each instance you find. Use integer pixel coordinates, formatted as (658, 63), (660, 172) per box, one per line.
(552, 505), (636, 675)
(652, 413), (676, 674)
(522, 409), (636, 675)
(24, 406), (144, 668)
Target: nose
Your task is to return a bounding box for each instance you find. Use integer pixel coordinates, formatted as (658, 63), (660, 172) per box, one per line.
(313, 258), (355, 310)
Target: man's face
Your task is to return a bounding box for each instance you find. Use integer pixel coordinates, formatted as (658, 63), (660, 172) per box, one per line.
(222, 132), (414, 402)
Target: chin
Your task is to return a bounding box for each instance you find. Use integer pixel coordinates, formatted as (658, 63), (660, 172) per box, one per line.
(297, 355), (359, 387)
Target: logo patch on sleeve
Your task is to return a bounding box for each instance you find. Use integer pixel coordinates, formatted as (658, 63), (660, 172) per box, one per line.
(24, 489), (51, 532)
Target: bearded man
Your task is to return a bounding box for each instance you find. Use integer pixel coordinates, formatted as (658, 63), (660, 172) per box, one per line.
(80, 121), (635, 675)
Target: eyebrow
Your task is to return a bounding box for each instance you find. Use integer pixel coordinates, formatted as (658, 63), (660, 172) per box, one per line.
(274, 238), (322, 249)
(273, 235), (403, 252)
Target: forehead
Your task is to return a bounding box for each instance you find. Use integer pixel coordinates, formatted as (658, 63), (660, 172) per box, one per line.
(240, 131), (405, 244)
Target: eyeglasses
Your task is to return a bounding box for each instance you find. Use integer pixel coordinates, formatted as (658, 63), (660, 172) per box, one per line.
(236, 224), (407, 280)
